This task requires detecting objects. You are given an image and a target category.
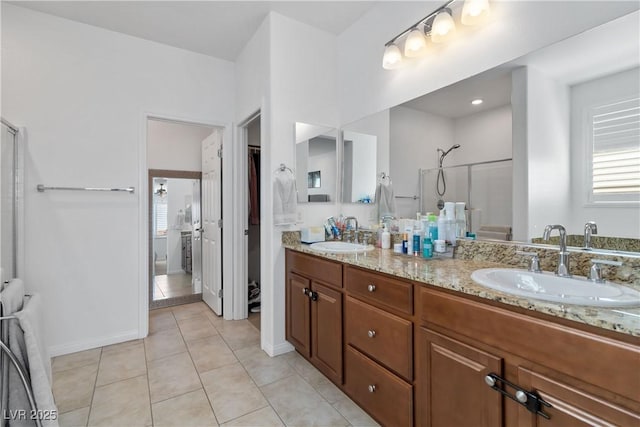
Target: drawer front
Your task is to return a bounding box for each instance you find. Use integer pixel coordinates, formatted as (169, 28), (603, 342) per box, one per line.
(287, 249), (342, 289)
(344, 346), (413, 427)
(345, 296), (412, 380)
(345, 266), (413, 315)
(420, 287), (640, 402)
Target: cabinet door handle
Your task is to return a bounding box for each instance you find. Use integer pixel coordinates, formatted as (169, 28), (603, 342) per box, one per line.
(302, 287), (309, 295)
(368, 384), (376, 393)
(367, 330), (376, 338)
(309, 291), (318, 302)
(484, 373), (552, 419)
(367, 284), (376, 292)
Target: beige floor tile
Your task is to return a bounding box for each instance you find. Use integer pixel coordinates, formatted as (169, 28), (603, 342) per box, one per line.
(53, 363), (98, 413)
(187, 335), (237, 373)
(177, 313), (219, 342)
(144, 327), (186, 361)
(147, 352), (201, 403)
(149, 310), (178, 334)
(216, 320), (260, 350)
(234, 346), (294, 387)
(261, 375), (349, 427)
(221, 406), (284, 427)
(58, 406), (90, 427)
(52, 348), (101, 373)
(171, 302), (209, 320)
(200, 363), (268, 424)
(151, 389), (218, 427)
(282, 351), (326, 384)
(204, 309), (224, 326)
(102, 339), (144, 355)
(333, 398), (381, 427)
(88, 375), (151, 426)
(96, 342), (147, 386)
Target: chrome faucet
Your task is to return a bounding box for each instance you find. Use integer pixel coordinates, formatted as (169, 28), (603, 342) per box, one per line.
(542, 225), (571, 277)
(345, 216), (358, 243)
(583, 221), (598, 250)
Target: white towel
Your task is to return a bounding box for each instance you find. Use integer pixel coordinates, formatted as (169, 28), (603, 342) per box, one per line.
(14, 294), (58, 426)
(273, 169), (297, 226)
(1, 278), (25, 315)
(375, 182), (396, 221)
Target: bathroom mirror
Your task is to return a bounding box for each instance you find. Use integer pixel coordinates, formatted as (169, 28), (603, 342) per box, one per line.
(343, 11), (639, 252)
(341, 130), (377, 203)
(295, 122), (337, 203)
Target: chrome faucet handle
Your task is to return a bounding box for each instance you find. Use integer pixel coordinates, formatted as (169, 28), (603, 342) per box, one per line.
(589, 259), (622, 283)
(583, 221), (598, 249)
(516, 251), (542, 273)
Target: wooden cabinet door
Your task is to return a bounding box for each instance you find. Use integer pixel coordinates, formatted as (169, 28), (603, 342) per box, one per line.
(286, 272), (311, 357)
(311, 281), (343, 384)
(418, 328), (503, 427)
(517, 367), (640, 427)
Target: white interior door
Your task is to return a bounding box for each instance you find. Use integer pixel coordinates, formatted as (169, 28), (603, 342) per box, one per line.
(202, 129), (222, 315)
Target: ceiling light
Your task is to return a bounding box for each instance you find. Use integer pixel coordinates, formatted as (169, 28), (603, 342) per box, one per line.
(155, 183), (167, 198)
(404, 27), (428, 58)
(381, 0), (491, 70)
(431, 9), (457, 43)
(461, 0), (491, 26)
(471, 98), (483, 105)
(382, 43), (403, 70)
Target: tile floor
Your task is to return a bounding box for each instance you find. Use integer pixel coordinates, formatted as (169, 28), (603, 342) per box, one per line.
(52, 302), (379, 427)
(153, 272), (193, 300)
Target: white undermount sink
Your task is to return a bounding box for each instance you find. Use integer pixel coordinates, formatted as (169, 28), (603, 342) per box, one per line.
(309, 241), (374, 254)
(471, 268), (640, 308)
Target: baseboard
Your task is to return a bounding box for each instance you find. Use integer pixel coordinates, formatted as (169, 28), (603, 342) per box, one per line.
(263, 340), (294, 357)
(48, 329), (141, 357)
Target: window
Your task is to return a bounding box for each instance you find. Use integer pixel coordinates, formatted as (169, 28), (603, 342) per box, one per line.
(155, 198), (168, 236)
(589, 96), (640, 203)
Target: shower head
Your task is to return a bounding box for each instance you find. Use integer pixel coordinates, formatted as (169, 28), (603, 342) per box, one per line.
(438, 144), (461, 166)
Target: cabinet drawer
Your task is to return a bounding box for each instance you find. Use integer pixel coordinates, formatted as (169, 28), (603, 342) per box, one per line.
(344, 346), (413, 427)
(345, 296), (412, 381)
(345, 266), (412, 315)
(287, 250), (342, 289)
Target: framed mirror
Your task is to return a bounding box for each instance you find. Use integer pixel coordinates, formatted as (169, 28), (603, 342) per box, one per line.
(295, 122), (337, 203)
(341, 130), (377, 203)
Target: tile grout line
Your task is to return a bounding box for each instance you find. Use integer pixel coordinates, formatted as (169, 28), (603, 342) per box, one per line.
(84, 347), (103, 427)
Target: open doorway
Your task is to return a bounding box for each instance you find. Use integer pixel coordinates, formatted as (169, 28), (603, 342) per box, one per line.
(241, 112), (262, 329)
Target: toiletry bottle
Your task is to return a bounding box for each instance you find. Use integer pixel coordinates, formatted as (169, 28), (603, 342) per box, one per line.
(381, 224), (391, 249)
(376, 221), (383, 248)
(422, 237), (433, 258)
(405, 224), (414, 255)
(402, 233), (408, 254)
(455, 202), (467, 238)
(428, 214), (438, 241)
(444, 202), (456, 246)
(437, 209), (447, 245)
(413, 226), (421, 256)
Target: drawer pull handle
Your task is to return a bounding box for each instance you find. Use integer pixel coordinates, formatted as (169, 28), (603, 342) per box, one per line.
(368, 384), (376, 393)
(367, 330), (376, 338)
(367, 284), (376, 292)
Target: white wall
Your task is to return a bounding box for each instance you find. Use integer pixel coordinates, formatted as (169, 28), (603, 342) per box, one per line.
(390, 106), (454, 218)
(344, 132), (376, 203)
(569, 67), (640, 238)
(454, 106), (512, 164)
(1, 4), (234, 355)
(147, 119), (211, 172)
(307, 137), (337, 201)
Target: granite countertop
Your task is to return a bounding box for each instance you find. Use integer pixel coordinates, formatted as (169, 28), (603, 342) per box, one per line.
(283, 242), (640, 338)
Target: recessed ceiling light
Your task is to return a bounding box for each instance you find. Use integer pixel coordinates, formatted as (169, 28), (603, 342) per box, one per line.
(471, 99), (483, 105)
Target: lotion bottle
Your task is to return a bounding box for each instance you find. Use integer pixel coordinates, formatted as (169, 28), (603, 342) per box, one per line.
(381, 224), (391, 249)
(437, 209), (447, 244)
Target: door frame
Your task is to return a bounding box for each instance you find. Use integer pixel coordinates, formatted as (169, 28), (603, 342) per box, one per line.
(139, 112), (234, 337)
(148, 169), (202, 309)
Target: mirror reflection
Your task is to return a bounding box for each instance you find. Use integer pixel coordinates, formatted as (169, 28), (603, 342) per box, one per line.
(340, 12), (639, 251)
(342, 130), (377, 203)
(295, 122), (337, 203)
(151, 175), (202, 302)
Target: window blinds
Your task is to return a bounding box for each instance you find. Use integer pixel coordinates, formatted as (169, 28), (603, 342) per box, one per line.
(155, 200), (168, 235)
(591, 97), (640, 198)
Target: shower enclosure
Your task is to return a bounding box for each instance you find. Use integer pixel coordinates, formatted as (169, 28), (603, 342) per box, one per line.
(0, 118), (22, 283)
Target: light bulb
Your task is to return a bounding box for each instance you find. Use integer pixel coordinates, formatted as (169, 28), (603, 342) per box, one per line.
(461, 0), (491, 26)
(382, 43), (403, 70)
(431, 9), (457, 43)
(404, 28), (427, 58)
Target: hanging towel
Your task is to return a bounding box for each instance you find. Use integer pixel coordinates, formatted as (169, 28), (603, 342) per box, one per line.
(375, 182), (397, 220)
(13, 294), (58, 426)
(1, 278), (25, 315)
(273, 168), (297, 226)
(249, 154), (260, 225)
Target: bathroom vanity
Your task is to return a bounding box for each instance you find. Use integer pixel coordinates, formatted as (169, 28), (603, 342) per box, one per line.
(284, 245), (640, 427)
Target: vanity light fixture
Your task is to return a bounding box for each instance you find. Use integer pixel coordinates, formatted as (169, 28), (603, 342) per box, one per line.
(382, 0), (491, 70)
(471, 98), (484, 105)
